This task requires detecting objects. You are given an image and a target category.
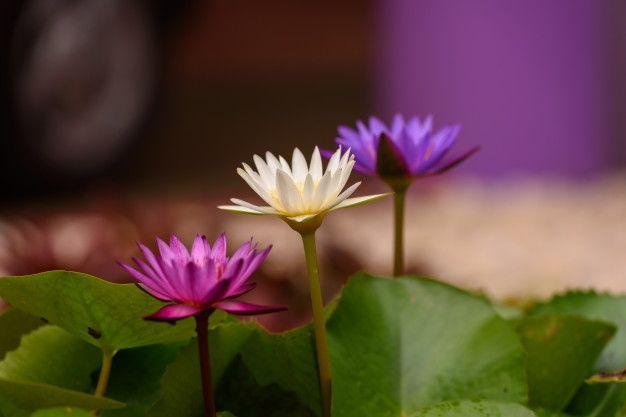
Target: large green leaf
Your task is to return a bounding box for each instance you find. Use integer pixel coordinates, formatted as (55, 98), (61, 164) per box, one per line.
(529, 292), (626, 417)
(0, 325), (121, 416)
(411, 400), (536, 416)
(516, 315), (615, 410)
(101, 343), (182, 417)
(0, 326), (100, 391)
(326, 274), (527, 417)
(234, 323), (319, 415)
(0, 271), (195, 352)
(31, 408), (92, 417)
(0, 309), (42, 360)
(217, 356), (315, 417)
(0, 379), (123, 417)
(147, 322), (255, 417)
(529, 292), (626, 371)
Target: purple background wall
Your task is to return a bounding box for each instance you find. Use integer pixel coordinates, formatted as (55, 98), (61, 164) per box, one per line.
(376, 0), (622, 177)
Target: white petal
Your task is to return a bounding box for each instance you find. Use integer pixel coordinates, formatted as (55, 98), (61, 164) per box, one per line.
(265, 152), (281, 172)
(328, 193), (390, 211)
(291, 148), (308, 182)
(237, 168), (274, 205)
(230, 198), (279, 214)
(339, 148), (352, 169)
(218, 205), (266, 215)
(311, 170), (333, 209)
(309, 147), (323, 180)
(337, 159), (356, 193)
(326, 168), (345, 202)
(279, 156), (293, 176)
(325, 147), (342, 174)
(322, 182), (360, 211)
(253, 155), (274, 188)
(276, 169), (303, 213)
(302, 173), (315, 208)
(287, 213), (318, 223)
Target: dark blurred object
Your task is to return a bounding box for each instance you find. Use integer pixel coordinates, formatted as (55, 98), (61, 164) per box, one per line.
(1, 0), (373, 201)
(1, 0), (190, 200)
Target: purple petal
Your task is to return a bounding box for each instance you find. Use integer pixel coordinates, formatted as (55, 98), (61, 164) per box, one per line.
(214, 300), (287, 316)
(368, 116), (388, 137)
(390, 113), (405, 138)
(429, 146), (480, 175)
(413, 125), (460, 174)
(337, 125), (361, 142)
(352, 160), (376, 175)
(376, 133), (411, 178)
(356, 120), (374, 144)
(144, 304), (204, 322)
(319, 148), (336, 160)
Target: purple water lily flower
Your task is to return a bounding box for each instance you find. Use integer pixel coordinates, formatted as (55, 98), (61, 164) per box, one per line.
(326, 114), (479, 181)
(120, 233), (287, 322)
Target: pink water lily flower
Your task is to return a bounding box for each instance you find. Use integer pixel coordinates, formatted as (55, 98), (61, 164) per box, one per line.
(120, 233), (286, 322)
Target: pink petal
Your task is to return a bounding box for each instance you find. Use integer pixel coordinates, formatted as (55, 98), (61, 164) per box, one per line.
(214, 300), (287, 316)
(119, 261), (169, 299)
(169, 235), (190, 262)
(200, 277), (232, 305)
(191, 234), (209, 264)
(157, 237), (176, 265)
(132, 257), (174, 296)
(227, 282), (257, 299)
(138, 242), (167, 280)
(144, 304), (204, 322)
(211, 233), (227, 263)
(135, 283), (172, 302)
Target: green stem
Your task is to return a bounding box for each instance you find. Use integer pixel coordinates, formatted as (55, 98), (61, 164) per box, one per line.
(301, 232), (332, 417)
(91, 349), (114, 416)
(393, 188), (407, 276)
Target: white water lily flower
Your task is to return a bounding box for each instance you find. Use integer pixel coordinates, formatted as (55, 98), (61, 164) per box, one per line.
(219, 147), (387, 228)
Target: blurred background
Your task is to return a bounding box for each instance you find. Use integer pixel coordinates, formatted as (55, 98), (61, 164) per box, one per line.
(1, 0), (625, 329)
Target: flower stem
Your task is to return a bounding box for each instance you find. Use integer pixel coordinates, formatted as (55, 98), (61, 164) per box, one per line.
(300, 232), (332, 417)
(195, 313), (216, 417)
(91, 349), (114, 416)
(393, 188), (407, 276)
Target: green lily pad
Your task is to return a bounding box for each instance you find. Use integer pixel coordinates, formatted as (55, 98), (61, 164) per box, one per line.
(0, 309), (42, 360)
(529, 291), (626, 371)
(31, 408), (92, 417)
(235, 323), (319, 415)
(217, 356), (315, 417)
(147, 322), (255, 417)
(529, 292), (626, 417)
(0, 379), (124, 417)
(100, 343), (182, 417)
(411, 400), (536, 416)
(0, 271), (195, 352)
(516, 315), (615, 410)
(327, 274), (527, 417)
(0, 326), (100, 391)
